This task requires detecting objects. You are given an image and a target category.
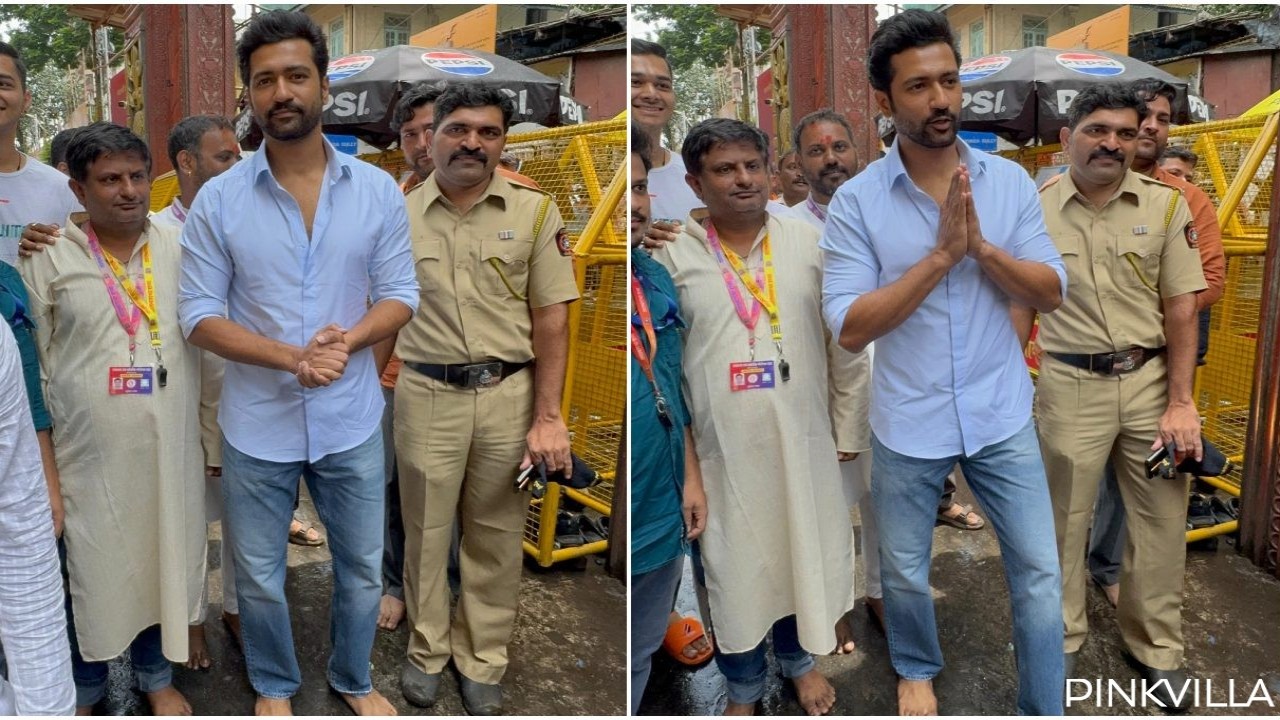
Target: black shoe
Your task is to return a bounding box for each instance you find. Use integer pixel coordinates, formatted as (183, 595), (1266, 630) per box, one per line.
(400, 662), (442, 708)
(1186, 494), (1215, 529)
(1126, 656), (1192, 713)
(1209, 495), (1237, 524)
(459, 674), (503, 715)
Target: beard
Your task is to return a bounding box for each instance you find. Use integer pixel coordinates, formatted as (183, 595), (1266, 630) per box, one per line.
(895, 105), (958, 149)
(257, 99), (322, 142)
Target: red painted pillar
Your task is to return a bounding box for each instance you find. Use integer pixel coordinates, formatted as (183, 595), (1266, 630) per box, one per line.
(136, 4), (236, 176)
(783, 4), (879, 172)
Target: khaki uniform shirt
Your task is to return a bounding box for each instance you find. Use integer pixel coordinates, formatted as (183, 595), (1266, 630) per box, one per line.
(1038, 170), (1205, 353)
(396, 172), (579, 364)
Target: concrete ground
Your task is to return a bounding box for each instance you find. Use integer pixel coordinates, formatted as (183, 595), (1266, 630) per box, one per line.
(638, 478), (1280, 716)
(88, 490), (626, 716)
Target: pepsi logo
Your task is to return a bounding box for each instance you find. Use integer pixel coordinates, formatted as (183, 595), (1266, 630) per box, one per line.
(421, 51), (494, 77)
(1055, 52), (1126, 77)
(959, 55), (1011, 83)
(328, 55), (375, 81)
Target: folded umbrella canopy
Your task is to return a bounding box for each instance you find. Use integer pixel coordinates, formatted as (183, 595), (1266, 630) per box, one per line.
(958, 47), (1204, 145)
(319, 45), (565, 148)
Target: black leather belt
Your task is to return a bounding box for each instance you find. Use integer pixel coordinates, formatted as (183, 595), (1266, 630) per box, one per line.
(1046, 347), (1165, 376)
(404, 360), (531, 388)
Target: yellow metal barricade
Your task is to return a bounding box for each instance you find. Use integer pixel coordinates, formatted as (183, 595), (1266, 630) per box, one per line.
(507, 118), (627, 566)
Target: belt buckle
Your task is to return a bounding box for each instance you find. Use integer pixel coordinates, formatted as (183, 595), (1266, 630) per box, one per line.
(1107, 348), (1143, 375)
(464, 361), (503, 389)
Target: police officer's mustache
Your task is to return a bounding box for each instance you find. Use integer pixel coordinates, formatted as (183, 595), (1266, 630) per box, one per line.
(1089, 148), (1125, 163)
(450, 148), (488, 164)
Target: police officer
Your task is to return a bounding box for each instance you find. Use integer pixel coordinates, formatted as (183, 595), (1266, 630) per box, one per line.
(393, 84), (578, 715)
(1021, 84), (1204, 710)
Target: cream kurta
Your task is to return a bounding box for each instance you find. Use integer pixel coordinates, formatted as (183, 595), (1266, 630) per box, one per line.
(655, 211), (867, 654)
(21, 216), (206, 662)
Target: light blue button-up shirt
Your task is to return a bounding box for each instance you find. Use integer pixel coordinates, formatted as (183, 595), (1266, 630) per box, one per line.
(178, 140), (419, 463)
(820, 139), (1066, 459)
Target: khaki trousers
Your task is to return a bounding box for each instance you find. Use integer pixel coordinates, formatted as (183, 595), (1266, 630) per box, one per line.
(1036, 354), (1188, 670)
(395, 366), (533, 683)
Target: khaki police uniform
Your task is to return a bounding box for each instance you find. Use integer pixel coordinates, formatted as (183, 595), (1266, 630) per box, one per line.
(395, 171), (578, 683)
(1036, 170), (1205, 670)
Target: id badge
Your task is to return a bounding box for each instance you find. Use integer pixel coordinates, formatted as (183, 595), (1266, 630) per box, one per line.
(109, 366), (154, 395)
(729, 360), (776, 392)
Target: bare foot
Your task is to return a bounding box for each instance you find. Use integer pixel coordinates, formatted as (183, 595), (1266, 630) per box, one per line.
(831, 609), (856, 654)
(1103, 583), (1119, 608)
(222, 611), (243, 649)
(255, 697), (292, 716)
(897, 678), (937, 716)
(378, 594), (405, 630)
(146, 686), (193, 715)
(338, 689), (398, 716)
(186, 623), (212, 670)
(793, 669), (836, 715)
(724, 700), (757, 715)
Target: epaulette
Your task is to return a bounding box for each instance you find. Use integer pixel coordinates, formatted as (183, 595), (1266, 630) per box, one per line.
(1037, 173), (1063, 192)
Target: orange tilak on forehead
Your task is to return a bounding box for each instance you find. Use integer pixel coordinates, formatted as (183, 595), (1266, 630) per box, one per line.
(823, 134), (834, 146)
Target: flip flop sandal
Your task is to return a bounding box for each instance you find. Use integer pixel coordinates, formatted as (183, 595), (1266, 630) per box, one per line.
(662, 615), (714, 666)
(580, 513), (609, 544)
(288, 522), (326, 546)
(936, 503), (985, 530)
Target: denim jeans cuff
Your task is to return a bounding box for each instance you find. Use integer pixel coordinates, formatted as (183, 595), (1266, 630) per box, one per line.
(134, 660), (174, 695)
(74, 680), (107, 710)
(776, 650), (816, 680)
(328, 673), (374, 698)
(725, 676), (768, 706)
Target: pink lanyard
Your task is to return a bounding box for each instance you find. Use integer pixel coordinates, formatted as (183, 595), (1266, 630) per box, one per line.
(85, 224), (143, 360)
(705, 222), (765, 359)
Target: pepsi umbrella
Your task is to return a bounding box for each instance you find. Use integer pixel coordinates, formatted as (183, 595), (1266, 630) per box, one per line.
(958, 48), (1201, 145)
(320, 46), (564, 148)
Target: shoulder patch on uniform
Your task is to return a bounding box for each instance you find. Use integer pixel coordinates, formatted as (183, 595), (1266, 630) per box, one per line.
(1186, 225), (1199, 249)
(556, 227), (572, 256)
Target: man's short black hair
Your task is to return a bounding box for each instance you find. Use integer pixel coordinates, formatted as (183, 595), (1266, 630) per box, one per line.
(1160, 145), (1198, 167)
(868, 9), (961, 94)
(681, 118), (769, 176)
(65, 121), (151, 183)
(167, 115), (234, 170)
(433, 84), (516, 130)
(49, 127), (83, 168)
(792, 108), (856, 154)
(1066, 84), (1147, 130)
(631, 38), (672, 76)
(391, 82), (445, 134)
(631, 123), (652, 172)
(237, 10), (329, 87)
(0, 41), (27, 89)
(1131, 78), (1177, 108)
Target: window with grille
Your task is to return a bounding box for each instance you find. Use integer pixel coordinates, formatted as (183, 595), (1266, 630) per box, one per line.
(384, 14), (410, 47)
(1022, 16), (1047, 48)
(329, 18), (344, 58)
(969, 19), (985, 58)
(527, 8), (550, 25)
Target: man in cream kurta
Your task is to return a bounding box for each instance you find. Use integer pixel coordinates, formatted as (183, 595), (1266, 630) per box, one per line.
(20, 122), (207, 714)
(655, 118), (868, 715)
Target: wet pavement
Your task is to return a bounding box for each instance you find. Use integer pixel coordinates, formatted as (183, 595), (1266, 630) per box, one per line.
(88, 492), (627, 716)
(638, 479), (1280, 716)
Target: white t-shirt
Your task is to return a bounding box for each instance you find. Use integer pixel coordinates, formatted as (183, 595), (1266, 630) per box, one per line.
(778, 195), (826, 232)
(0, 155), (82, 265)
(149, 196), (188, 227)
(647, 148), (702, 224)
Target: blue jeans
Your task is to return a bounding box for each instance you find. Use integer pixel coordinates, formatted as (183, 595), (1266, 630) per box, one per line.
(871, 419), (1064, 715)
(630, 556), (684, 714)
(222, 430), (384, 699)
(713, 616), (814, 706)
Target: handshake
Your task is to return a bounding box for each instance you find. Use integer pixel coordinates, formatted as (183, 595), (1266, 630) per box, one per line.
(294, 323), (349, 389)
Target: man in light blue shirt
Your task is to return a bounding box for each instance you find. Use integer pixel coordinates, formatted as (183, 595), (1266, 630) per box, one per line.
(820, 10), (1066, 716)
(177, 11), (415, 716)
